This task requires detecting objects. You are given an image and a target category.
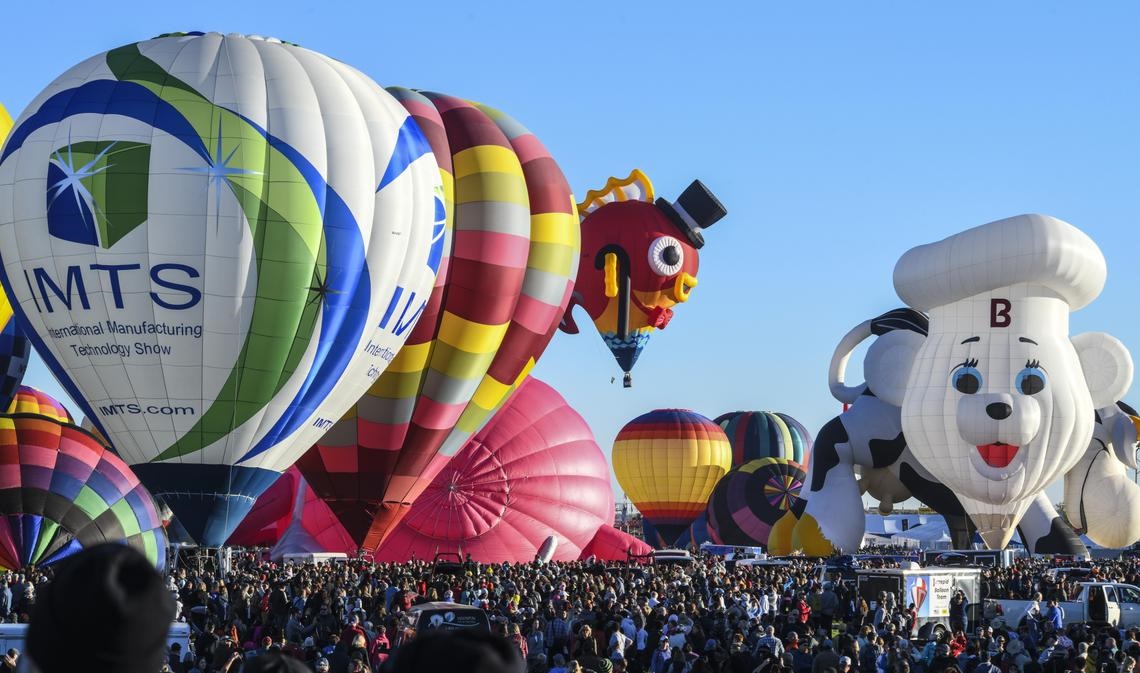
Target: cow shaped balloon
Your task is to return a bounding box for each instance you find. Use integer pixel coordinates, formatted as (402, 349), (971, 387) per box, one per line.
(872, 214), (1133, 548)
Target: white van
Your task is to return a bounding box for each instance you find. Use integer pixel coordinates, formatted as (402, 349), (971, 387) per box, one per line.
(0, 621), (190, 659)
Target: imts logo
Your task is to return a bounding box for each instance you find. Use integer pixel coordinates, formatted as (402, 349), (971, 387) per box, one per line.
(30, 140), (201, 313)
(23, 264), (201, 313)
(47, 140), (149, 248)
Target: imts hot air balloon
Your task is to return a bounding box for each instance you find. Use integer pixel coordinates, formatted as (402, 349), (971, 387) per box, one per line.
(368, 377), (614, 562)
(0, 387), (167, 569)
(560, 170), (727, 387)
(715, 411), (813, 467)
(612, 409), (731, 544)
(0, 105), (31, 412)
(706, 457), (806, 548)
(298, 91), (580, 550)
(0, 32), (443, 546)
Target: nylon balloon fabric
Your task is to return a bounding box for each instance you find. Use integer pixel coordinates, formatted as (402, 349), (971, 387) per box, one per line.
(0, 389), (167, 570)
(579, 525), (653, 561)
(714, 411), (813, 466)
(373, 377), (613, 562)
(0, 33), (443, 546)
(706, 457), (806, 548)
(227, 466), (354, 555)
(612, 409), (731, 545)
(299, 92), (579, 550)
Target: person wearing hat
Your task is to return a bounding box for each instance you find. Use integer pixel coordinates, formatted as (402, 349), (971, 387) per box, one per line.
(1004, 638), (1031, 673)
(23, 544), (175, 673)
(814, 639), (840, 673)
(649, 636), (672, 673)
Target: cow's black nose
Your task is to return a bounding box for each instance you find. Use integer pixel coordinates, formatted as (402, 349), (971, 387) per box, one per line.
(986, 402), (1012, 420)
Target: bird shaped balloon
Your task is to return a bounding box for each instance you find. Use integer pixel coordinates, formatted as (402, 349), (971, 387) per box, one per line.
(560, 170), (727, 386)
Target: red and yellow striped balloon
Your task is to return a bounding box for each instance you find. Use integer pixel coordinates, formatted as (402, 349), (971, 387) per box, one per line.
(297, 91), (579, 550)
(612, 409), (731, 545)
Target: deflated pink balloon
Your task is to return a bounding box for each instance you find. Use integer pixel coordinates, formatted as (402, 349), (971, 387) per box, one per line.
(374, 378), (614, 562)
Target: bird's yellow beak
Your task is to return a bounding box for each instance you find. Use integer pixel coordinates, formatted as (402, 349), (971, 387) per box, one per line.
(674, 273), (698, 302)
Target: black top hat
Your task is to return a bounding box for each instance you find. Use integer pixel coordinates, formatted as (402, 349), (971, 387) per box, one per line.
(655, 179), (727, 249)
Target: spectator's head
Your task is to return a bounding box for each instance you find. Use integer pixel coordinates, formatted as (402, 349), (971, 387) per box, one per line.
(315, 658), (330, 672)
(245, 652), (311, 673)
(382, 629), (526, 673)
(26, 544), (175, 673)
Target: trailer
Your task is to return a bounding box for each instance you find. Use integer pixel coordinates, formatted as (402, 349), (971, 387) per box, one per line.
(921, 549), (1021, 568)
(855, 567), (982, 638)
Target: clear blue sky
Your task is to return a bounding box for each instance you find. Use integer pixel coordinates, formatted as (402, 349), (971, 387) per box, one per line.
(3, 1), (1138, 508)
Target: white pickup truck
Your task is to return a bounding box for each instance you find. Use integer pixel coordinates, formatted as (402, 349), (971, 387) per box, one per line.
(985, 582), (1140, 628)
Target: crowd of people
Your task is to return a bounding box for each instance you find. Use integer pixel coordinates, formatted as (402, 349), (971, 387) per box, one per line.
(9, 546), (1140, 673)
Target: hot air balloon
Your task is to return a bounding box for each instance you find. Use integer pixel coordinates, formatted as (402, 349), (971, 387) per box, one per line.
(298, 91), (580, 550)
(612, 409), (731, 544)
(706, 457), (807, 548)
(370, 377), (614, 562)
(0, 33), (443, 546)
(579, 525), (653, 562)
(714, 411), (813, 466)
(227, 466), (354, 556)
(0, 105), (32, 412)
(0, 387), (167, 569)
(559, 170), (727, 387)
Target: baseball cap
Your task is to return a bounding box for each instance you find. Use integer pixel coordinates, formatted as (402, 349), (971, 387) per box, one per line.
(316, 658), (331, 670)
(840, 656), (852, 666)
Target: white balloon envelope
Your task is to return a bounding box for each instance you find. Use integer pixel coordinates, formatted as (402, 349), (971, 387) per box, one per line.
(0, 32), (444, 545)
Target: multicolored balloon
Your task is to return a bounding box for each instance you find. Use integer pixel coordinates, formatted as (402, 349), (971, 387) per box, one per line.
(706, 457), (806, 548)
(370, 377), (614, 562)
(0, 387), (166, 569)
(298, 92), (579, 550)
(714, 411), (813, 466)
(612, 409), (731, 544)
(559, 170), (726, 387)
(0, 33), (443, 546)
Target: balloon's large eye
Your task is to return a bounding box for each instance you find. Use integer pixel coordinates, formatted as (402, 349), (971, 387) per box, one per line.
(1016, 365), (1046, 395)
(952, 365), (982, 394)
(648, 236), (684, 276)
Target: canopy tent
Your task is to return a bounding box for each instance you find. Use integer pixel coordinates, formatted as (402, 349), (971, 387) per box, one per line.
(889, 520), (953, 550)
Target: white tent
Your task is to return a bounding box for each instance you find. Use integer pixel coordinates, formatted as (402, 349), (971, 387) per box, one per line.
(889, 520), (954, 550)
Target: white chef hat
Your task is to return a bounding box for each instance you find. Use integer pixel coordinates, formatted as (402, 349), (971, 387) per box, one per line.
(893, 214), (1106, 311)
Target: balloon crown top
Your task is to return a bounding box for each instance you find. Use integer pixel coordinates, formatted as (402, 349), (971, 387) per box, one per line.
(151, 31), (301, 47)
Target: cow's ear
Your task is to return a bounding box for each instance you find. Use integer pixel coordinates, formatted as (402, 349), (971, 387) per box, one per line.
(1073, 332), (1133, 408)
(865, 329), (925, 407)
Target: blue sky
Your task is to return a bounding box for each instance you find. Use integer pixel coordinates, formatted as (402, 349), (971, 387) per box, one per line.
(2, 1), (1139, 509)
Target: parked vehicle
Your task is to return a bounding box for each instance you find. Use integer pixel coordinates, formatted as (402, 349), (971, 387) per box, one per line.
(0, 622), (190, 658)
(921, 549), (1020, 568)
(854, 567), (982, 638)
(985, 582), (1140, 628)
(403, 602), (491, 636)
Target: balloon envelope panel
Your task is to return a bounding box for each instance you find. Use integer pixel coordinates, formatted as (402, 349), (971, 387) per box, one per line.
(0, 33), (442, 546)
(373, 377), (613, 562)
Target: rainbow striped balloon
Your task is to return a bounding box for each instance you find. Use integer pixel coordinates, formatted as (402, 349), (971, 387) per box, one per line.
(0, 388), (166, 570)
(612, 409), (731, 545)
(714, 411), (813, 467)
